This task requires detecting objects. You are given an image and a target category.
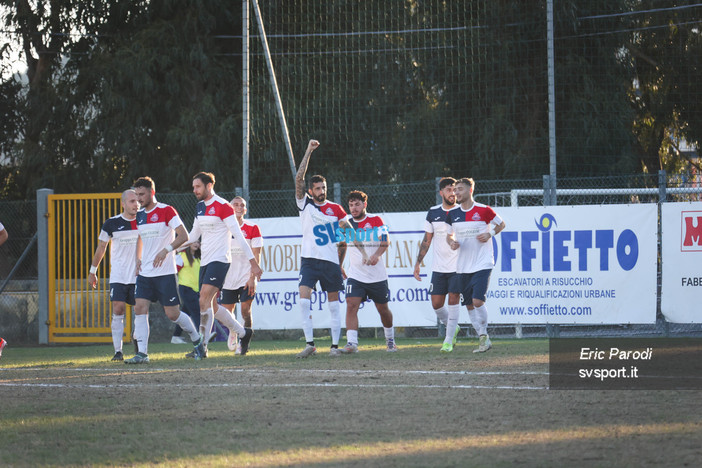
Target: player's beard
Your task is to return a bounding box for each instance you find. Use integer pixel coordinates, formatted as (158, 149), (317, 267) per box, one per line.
(314, 193), (326, 204)
(442, 194), (456, 206)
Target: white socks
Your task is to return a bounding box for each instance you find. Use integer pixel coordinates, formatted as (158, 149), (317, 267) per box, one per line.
(434, 306), (448, 325)
(384, 327), (394, 341)
(300, 298), (313, 342)
(133, 314), (149, 354)
(111, 314), (125, 352)
(444, 304), (460, 344)
(474, 304), (489, 336)
(328, 300), (341, 346)
(200, 308), (214, 344)
(173, 311), (200, 342)
(346, 329), (358, 345)
(214, 305), (245, 336)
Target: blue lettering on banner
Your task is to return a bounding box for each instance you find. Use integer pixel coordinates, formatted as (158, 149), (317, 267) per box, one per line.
(498, 214), (639, 273)
(314, 223), (388, 246)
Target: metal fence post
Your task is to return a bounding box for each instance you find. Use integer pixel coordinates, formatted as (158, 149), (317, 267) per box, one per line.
(334, 182), (341, 205)
(657, 170), (666, 334)
(435, 177), (441, 205)
(542, 175), (560, 338)
(37, 188), (53, 345)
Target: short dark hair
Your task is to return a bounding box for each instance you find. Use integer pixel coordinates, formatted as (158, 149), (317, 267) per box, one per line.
(457, 177), (475, 191)
(439, 177), (457, 191)
(193, 172), (215, 186)
(309, 174), (326, 189)
(133, 176), (155, 191)
(347, 190), (368, 203)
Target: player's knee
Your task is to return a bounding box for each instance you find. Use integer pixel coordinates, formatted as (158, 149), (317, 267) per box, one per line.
(472, 298), (485, 308)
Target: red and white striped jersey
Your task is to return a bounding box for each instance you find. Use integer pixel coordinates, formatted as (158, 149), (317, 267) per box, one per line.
(223, 220), (263, 290)
(346, 213), (389, 283)
(136, 202), (185, 277)
(445, 203), (503, 273)
(189, 193), (254, 267)
(296, 194), (347, 264)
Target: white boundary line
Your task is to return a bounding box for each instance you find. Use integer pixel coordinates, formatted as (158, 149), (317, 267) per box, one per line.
(0, 382), (547, 390)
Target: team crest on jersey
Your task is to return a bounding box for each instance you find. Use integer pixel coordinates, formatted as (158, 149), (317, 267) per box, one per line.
(208, 206), (216, 215)
(150, 213), (159, 222)
(325, 207), (334, 216)
(472, 212), (481, 221)
(363, 222), (372, 229)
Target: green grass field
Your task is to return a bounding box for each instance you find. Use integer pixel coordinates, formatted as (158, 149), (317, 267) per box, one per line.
(1, 338), (700, 467)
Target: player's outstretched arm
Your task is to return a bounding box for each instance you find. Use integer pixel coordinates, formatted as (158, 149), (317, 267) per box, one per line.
(413, 232), (433, 281)
(295, 139), (320, 199)
(88, 240), (108, 289)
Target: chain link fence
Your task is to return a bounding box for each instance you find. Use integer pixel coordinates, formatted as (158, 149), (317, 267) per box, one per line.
(2, 172), (702, 342)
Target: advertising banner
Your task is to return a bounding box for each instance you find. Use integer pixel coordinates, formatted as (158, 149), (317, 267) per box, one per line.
(661, 202), (702, 323)
(248, 204), (657, 329)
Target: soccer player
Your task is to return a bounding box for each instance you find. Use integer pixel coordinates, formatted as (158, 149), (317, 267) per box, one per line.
(413, 177), (460, 343)
(444, 177), (505, 353)
(128, 177), (203, 364)
(187, 173), (262, 358)
(294, 139), (350, 358)
(339, 191), (397, 353)
(88, 189), (140, 361)
(220, 196), (263, 355)
(0, 221), (7, 247)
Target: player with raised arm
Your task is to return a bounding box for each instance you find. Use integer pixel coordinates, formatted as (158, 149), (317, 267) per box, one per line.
(187, 173), (262, 358)
(220, 196), (263, 355)
(444, 177), (506, 353)
(413, 177), (460, 344)
(294, 139), (349, 358)
(128, 177), (203, 364)
(88, 189), (140, 361)
(339, 191), (397, 353)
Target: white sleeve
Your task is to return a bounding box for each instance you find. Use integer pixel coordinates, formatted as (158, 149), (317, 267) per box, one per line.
(98, 230), (110, 242)
(224, 215), (254, 260)
(187, 216), (201, 244)
(424, 220), (434, 233)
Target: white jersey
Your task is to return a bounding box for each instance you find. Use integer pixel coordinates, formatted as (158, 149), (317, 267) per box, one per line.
(0, 221), (4, 231)
(423, 204), (459, 273)
(188, 193), (254, 266)
(136, 201), (185, 277)
(98, 214), (139, 285)
(445, 203), (503, 274)
(296, 194), (347, 264)
(223, 220), (263, 290)
(346, 214), (389, 284)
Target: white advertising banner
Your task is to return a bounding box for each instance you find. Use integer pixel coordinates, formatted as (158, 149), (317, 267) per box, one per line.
(249, 204), (657, 329)
(661, 202), (702, 323)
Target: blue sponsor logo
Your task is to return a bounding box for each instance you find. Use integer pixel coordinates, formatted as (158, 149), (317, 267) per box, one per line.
(498, 214), (639, 272)
(313, 222), (388, 246)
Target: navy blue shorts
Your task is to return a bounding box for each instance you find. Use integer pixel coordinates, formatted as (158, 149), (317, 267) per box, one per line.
(449, 269), (492, 304)
(110, 283), (136, 306)
(199, 261), (229, 290)
(345, 278), (390, 304)
(299, 257), (344, 292)
(135, 274), (180, 307)
(220, 285), (255, 304)
(429, 271), (456, 296)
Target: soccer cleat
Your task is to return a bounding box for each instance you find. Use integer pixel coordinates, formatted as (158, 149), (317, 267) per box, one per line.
(239, 328), (253, 355)
(171, 336), (187, 344)
(440, 342), (453, 353)
(111, 351), (124, 361)
(329, 347), (341, 357)
(0, 337), (7, 359)
(473, 335), (493, 353)
(452, 325), (461, 346)
(296, 344), (317, 358)
(339, 343), (359, 354)
(227, 331), (238, 352)
(124, 352), (149, 364)
(193, 340), (208, 360)
(234, 343), (242, 355)
(386, 339), (398, 352)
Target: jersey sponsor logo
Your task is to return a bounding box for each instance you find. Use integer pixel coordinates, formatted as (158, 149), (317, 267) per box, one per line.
(681, 211), (702, 251)
(500, 213), (639, 273)
(434, 216), (442, 221)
